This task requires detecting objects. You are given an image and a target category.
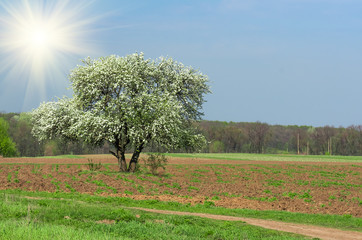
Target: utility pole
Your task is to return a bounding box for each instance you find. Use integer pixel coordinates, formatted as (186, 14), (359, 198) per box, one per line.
(307, 141), (309, 155)
(297, 133), (300, 155)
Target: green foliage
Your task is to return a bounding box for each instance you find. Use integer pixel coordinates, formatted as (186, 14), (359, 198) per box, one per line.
(143, 153), (168, 175)
(0, 118), (18, 157)
(209, 140), (225, 153)
(31, 53), (210, 172)
(164, 153), (362, 163)
(1, 189), (361, 237)
(87, 159), (102, 171)
(0, 192), (310, 240)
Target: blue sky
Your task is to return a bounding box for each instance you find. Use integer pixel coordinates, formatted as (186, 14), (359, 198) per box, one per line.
(0, 0), (362, 127)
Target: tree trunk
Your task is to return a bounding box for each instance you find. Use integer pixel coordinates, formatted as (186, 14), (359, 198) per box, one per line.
(110, 149), (127, 172)
(128, 144), (144, 172)
(118, 151), (128, 172)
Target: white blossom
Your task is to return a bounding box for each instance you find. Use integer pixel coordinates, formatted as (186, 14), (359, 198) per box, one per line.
(32, 53), (210, 171)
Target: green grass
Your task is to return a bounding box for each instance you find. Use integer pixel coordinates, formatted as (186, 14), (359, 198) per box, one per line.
(38, 155), (85, 159)
(1, 189), (361, 233)
(164, 153), (362, 163)
(0, 190), (308, 240)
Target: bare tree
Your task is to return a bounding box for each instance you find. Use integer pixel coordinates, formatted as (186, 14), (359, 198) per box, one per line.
(247, 122), (270, 153)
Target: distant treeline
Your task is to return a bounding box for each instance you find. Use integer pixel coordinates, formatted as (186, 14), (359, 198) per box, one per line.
(1, 112), (362, 156)
(197, 121), (362, 155)
(0, 112), (110, 157)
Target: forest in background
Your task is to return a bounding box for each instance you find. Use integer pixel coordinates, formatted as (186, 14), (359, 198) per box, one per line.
(1, 112), (362, 157)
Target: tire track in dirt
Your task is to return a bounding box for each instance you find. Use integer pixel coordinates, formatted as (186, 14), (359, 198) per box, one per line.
(129, 207), (362, 240)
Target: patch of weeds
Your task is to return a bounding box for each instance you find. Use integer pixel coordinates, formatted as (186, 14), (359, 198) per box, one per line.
(244, 196), (277, 202)
(95, 188), (107, 194)
(230, 193), (242, 197)
(42, 174), (53, 179)
(50, 179), (62, 192)
(329, 195), (336, 200)
(124, 190), (133, 195)
(109, 187), (118, 194)
(191, 172), (204, 177)
(31, 165), (42, 174)
(188, 186), (199, 192)
(299, 190), (313, 202)
(87, 159), (102, 171)
(163, 190), (174, 195)
(296, 180), (309, 186)
(64, 182), (76, 193)
(103, 164), (110, 171)
(181, 195), (193, 199)
(136, 176), (147, 181)
(268, 197), (278, 202)
(263, 189), (272, 194)
(92, 179), (108, 187)
(283, 192), (298, 199)
(117, 175), (135, 183)
(265, 179), (285, 187)
(211, 196), (220, 200)
(7, 172), (12, 183)
(175, 165), (184, 169)
(216, 177), (230, 183)
(191, 178), (201, 183)
(147, 187), (159, 194)
(136, 185), (145, 193)
(51, 164), (59, 172)
(171, 182), (181, 190)
(13, 171), (19, 183)
(71, 175), (79, 181)
(161, 173), (174, 179)
(143, 153), (168, 175)
(204, 201), (215, 207)
(86, 175), (93, 182)
(194, 168), (209, 173)
(352, 197), (362, 205)
(221, 192), (230, 197)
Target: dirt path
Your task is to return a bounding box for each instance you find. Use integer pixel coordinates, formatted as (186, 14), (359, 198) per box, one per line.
(130, 207), (362, 240)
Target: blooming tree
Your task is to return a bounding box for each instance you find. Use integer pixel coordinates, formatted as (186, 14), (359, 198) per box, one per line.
(32, 53), (210, 172)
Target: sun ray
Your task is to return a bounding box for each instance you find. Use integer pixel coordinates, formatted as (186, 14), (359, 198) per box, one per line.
(0, 0), (101, 111)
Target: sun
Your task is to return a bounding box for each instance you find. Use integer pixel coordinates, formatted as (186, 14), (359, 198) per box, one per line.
(21, 21), (53, 54)
(31, 28), (49, 47)
(0, 0), (100, 111)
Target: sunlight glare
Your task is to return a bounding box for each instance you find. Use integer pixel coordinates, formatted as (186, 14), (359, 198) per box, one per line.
(31, 28), (48, 47)
(0, 0), (101, 111)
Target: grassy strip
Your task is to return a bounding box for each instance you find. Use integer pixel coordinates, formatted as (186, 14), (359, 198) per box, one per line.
(1, 189), (361, 232)
(164, 153), (362, 163)
(36, 155), (85, 159)
(0, 191), (307, 240)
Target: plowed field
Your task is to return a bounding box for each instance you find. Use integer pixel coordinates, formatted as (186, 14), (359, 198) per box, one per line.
(1, 155), (361, 217)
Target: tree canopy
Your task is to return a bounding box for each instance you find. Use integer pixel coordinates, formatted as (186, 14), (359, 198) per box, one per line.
(32, 53), (210, 171)
(0, 117), (18, 157)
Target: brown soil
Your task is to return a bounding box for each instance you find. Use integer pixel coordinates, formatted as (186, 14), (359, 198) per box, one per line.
(130, 207), (362, 240)
(2, 154), (360, 165)
(1, 155), (361, 240)
(1, 155), (361, 217)
(1, 155), (362, 217)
